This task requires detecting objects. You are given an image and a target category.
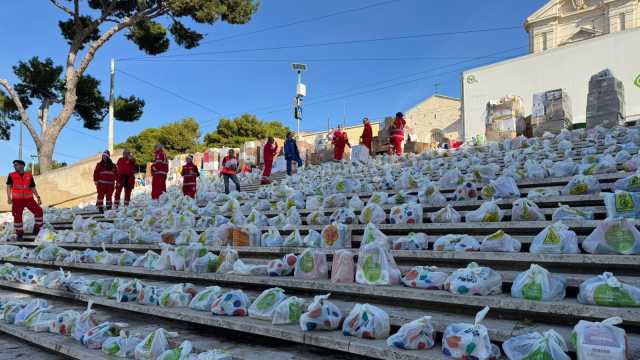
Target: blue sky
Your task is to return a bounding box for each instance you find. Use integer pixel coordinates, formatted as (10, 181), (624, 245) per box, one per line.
(0, 0), (547, 173)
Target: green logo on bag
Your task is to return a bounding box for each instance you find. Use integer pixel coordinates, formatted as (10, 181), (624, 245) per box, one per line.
(522, 346), (553, 360)
(593, 284), (636, 307)
(630, 176), (640, 191)
(299, 252), (315, 273)
(635, 74), (640, 88)
(522, 281), (543, 301)
(604, 223), (635, 253)
(256, 291), (277, 311)
(615, 193), (635, 213)
(362, 255), (382, 283)
(288, 302), (302, 322)
(543, 228), (561, 245)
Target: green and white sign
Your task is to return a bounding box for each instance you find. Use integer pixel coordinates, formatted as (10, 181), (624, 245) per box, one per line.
(635, 74), (640, 88)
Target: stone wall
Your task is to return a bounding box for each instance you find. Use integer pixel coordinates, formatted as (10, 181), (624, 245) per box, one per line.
(404, 95), (462, 143)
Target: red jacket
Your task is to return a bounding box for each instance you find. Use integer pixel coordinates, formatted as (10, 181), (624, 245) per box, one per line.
(263, 143), (278, 164)
(221, 155), (239, 176)
(117, 157), (136, 176)
(390, 117), (406, 140)
(361, 122), (373, 141)
(181, 163), (199, 186)
(333, 131), (349, 148)
(94, 161), (117, 186)
(152, 149), (168, 176)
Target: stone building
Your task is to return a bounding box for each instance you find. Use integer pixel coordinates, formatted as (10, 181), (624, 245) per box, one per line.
(403, 94), (462, 143)
(300, 122), (381, 147)
(525, 0), (639, 53)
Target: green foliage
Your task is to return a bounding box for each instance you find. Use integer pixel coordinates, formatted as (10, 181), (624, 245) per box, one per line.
(203, 113), (289, 148)
(0, 92), (17, 140)
(58, 16), (100, 49)
(116, 117), (201, 163)
(126, 20), (170, 55)
(28, 160), (67, 176)
(114, 96), (145, 122)
(74, 74), (109, 129)
(169, 21), (203, 49)
(13, 57), (64, 107)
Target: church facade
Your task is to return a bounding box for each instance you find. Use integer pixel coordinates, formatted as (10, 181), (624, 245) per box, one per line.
(525, 0), (639, 53)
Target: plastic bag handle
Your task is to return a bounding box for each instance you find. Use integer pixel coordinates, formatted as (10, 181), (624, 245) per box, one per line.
(601, 317), (623, 326)
(474, 306), (490, 325)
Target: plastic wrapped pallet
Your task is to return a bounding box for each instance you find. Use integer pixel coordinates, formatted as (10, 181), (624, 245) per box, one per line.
(531, 89), (572, 137)
(586, 69), (625, 129)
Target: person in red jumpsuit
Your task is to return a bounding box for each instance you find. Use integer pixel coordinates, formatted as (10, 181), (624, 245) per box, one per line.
(93, 150), (118, 213)
(6, 160), (43, 241)
(151, 143), (168, 200)
(220, 149), (241, 194)
(390, 112), (406, 156)
(114, 149), (136, 208)
(261, 137), (278, 184)
(332, 126), (351, 161)
(360, 117), (373, 155)
(181, 155), (200, 199)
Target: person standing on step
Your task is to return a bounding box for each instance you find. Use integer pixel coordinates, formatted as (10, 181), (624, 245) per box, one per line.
(284, 132), (302, 176)
(93, 150), (118, 213)
(261, 137), (279, 184)
(151, 143), (168, 200)
(390, 112), (406, 156)
(6, 160), (43, 241)
(181, 154), (200, 198)
(360, 117), (373, 155)
(332, 125), (351, 161)
(221, 149), (241, 194)
(114, 149), (136, 208)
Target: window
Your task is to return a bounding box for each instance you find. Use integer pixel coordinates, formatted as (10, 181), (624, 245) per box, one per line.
(542, 32), (549, 51)
(619, 13), (626, 31)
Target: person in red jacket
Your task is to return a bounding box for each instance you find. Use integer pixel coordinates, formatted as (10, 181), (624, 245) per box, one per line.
(151, 143), (168, 200)
(261, 137), (278, 184)
(390, 112), (406, 156)
(220, 149), (241, 194)
(6, 160), (43, 241)
(332, 126), (351, 161)
(93, 150), (118, 213)
(114, 149), (136, 208)
(181, 155), (200, 198)
(360, 117), (373, 155)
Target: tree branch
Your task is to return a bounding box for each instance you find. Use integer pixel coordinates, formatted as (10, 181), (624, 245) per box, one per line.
(0, 79), (42, 148)
(73, 0), (80, 26)
(48, 0), (74, 17)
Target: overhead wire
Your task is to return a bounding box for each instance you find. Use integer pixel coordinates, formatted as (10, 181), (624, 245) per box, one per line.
(200, 0), (404, 44)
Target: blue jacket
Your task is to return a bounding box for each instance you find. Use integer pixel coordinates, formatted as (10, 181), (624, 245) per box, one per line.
(284, 138), (301, 161)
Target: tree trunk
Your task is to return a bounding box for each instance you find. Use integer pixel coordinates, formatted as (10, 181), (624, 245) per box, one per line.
(38, 137), (55, 174)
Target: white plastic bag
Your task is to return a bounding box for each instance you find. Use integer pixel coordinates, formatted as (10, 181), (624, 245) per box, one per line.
(511, 264), (566, 301)
(572, 317), (627, 360)
(387, 316), (435, 350)
(392, 232), (428, 250)
(389, 203), (423, 224)
(361, 223), (389, 248)
(306, 211), (329, 226)
(248, 287), (287, 320)
(502, 330), (570, 360)
(342, 303), (390, 339)
(452, 181), (479, 201)
(401, 266), (448, 290)
(211, 289), (250, 316)
(582, 218), (640, 255)
(331, 249), (355, 283)
(603, 191), (640, 219)
(480, 176), (520, 200)
(430, 204), (461, 223)
(355, 243), (400, 285)
(303, 230), (322, 247)
(445, 262), (502, 296)
(433, 234), (480, 252)
(359, 203), (386, 224)
(551, 205), (594, 221)
(189, 286), (222, 311)
(442, 307), (499, 360)
(261, 229), (284, 247)
(82, 322), (128, 350)
(272, 296), (305, 325)
(466, 201), (504, 222)
(267, 253), (297, 276)
(530, 222), (579, 254)
(577, 272), (640, 307)
(159, 283), (196, 308)
(480, 230), (521, 252)
(72, 302), (98, 341)
(134, 328), (178, 360)
(320, 222), (350, 249)
(511, 198), (545, 221)
(418, 183), (446, 204)
(299, 294), (342, 331)
(561, 175), (600, 195)
(613, 172), (640, 193)
(348, 195), (364, 211)
(156, 340), (192, 360)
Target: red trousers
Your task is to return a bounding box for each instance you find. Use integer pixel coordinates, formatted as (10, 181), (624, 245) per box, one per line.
(183, 185), (196, 199)
(151, 174), (166, 200)
(96, 184), (114, 210)
(362, 138), (372, 151)
(114, 183), (132, 207)
(334, 145), (346, 161)
(12, 197), (43, 236)
(262, 160), (273, 178)
(392, 137), (403, 155)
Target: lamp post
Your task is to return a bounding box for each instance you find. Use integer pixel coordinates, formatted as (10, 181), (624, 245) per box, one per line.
(291, 63), (307, 139)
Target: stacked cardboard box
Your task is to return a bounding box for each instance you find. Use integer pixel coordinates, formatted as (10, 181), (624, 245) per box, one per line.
(531, 89), (573, 136)
(485, 96), (525, 142)
(586, 69), (625, 129)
